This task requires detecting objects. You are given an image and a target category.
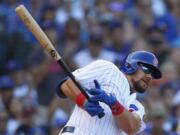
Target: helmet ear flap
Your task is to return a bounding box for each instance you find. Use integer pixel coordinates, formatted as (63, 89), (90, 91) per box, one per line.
(122, 62), (138, 74)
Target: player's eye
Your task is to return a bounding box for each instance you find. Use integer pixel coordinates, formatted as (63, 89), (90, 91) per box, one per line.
(140, 65), (151, 74)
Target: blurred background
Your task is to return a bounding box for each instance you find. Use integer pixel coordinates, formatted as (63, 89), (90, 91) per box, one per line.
(0, 0), (179, 135)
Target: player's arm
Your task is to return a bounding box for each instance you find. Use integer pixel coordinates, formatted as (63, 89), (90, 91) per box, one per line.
(116, 102), (146, 134)
(56, 77), (105, 117)
(56, 77), (81, 101)
(113, 107), (141, 134)
(89, 80), (144, 134)
(111, 96), (145, 134)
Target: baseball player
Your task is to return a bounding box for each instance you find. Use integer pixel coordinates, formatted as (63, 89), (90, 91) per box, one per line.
(56, 51), (162, 135)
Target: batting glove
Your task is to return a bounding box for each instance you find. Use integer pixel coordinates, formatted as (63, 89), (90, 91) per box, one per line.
(76, 92), (105, 117)
(88, 80), (125, 115)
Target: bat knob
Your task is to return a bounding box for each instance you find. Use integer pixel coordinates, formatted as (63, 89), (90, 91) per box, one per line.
(98, 112), (105, 119)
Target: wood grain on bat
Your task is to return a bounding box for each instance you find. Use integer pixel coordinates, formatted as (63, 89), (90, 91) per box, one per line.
(15, 5), (61, 60)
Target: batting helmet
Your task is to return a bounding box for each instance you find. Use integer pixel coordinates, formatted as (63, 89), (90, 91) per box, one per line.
(121, 51), (162, 79)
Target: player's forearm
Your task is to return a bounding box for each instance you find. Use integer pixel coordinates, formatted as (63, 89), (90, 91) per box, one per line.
(59, 79), (105, 117)
(114, 110), (141, 134)
(98, 92), (141, 133)
(60, 78), (81, 102)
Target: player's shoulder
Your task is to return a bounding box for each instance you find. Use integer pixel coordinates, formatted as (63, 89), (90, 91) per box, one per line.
(94, 60), (126, 77)
(73, 60), (115, 74)
(93, 59), (113, 64)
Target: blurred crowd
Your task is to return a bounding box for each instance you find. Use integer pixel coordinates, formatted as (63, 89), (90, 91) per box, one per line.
(0, 0), (179, 135)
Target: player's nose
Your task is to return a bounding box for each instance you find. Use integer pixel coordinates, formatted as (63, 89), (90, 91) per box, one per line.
(145, 74), (153, 81)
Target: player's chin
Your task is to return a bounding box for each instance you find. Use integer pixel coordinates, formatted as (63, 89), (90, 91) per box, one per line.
(134, 82), (147, 93)
(136, 88), (146, 93)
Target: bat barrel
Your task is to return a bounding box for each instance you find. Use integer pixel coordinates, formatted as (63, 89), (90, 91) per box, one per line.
(15, 5), (61, 61)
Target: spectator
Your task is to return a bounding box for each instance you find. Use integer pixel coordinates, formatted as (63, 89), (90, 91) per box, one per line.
(0, 75), (14, 113)
(58, 18), (82, 70)
(73, 33), (116, 68)
(142, 103), (170, 135)
(0, 108), (8, 135)
(106, 20), (133, 67)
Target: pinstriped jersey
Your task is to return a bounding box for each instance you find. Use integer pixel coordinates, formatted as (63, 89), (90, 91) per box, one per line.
(61, 60), (145, 135)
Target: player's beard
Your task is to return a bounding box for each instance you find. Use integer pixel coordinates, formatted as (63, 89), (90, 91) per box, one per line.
(133, 81), (146, 93)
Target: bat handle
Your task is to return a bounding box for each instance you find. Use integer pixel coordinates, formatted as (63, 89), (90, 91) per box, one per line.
(57, 59), (105, 119)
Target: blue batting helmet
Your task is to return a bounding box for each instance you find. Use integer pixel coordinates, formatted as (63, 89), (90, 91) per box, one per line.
(121, 51), (162, 79)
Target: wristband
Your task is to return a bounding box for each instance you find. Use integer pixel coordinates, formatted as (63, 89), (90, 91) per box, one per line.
(110, 102), (125, 115)
(76, 93), (86, 107)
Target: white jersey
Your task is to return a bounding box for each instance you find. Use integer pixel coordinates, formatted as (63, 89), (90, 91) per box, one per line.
(60, 60), (145, 135)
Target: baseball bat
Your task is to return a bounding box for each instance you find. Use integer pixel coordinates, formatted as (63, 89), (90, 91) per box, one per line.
(15, 5), (104, 118)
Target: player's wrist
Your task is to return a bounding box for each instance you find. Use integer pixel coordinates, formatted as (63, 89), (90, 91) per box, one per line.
(106, 94), (118, 107)
(75, 92), (87, 107)
(110, 101), (125, 115)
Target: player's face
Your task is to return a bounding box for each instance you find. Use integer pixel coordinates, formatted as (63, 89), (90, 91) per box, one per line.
(132, 65), (153, 93)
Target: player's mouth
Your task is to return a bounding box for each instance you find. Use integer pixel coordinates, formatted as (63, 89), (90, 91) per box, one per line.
(142, 80), (149, 88)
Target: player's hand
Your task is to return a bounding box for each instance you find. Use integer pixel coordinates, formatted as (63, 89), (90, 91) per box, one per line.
(88, 80), (125, 116)
(88, 80), (117, 107)
(83, 99), (105, 117)
(76, 92), (105, 117)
